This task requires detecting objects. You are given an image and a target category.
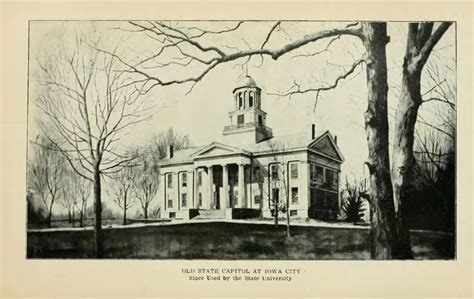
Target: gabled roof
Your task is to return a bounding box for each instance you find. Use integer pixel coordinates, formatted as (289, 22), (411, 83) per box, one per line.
(158, 130), (344, 166)
(308, 131), (345, 162)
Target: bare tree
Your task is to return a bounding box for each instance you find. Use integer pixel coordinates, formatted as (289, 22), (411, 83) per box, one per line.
(33, 30), (151, 257)
(149, 127), (190, 162)
(110, 165), (136, 225)
(132, 152), (160, 219)
(28, 136), (66, 228)
(99, 21), (452, 259)
(266, 141), (291, 237)
(68, 173), (92, 227)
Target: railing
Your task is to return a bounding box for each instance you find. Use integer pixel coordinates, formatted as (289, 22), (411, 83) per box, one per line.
(223, 122), (273, 133)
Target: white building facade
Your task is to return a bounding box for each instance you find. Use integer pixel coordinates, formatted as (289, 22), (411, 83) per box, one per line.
(158, 76), (344, 220)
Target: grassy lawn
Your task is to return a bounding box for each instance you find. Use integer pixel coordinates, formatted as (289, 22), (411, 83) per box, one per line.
(27, 222), (454, 260)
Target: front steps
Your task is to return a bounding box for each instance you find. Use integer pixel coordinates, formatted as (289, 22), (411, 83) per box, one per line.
(193, 209), (226, 220)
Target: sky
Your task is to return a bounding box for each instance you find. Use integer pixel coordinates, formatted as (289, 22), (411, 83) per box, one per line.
(28, 21), (455, 215)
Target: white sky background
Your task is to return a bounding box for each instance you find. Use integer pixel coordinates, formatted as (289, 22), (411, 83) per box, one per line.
(28, 21), (455, 214)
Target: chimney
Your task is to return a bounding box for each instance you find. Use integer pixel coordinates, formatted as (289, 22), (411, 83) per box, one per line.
(311, 124), (316, 140)
(167, 145), (174, 159)
(334, 135), (337, 145)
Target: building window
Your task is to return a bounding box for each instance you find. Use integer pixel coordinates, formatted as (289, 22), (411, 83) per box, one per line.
(181, 172), (187, 187)
(169, 212), (176, 218)
(258, 115), (263, 125)
(272, 188), (279, 202)
(181, 193), (187, 208)
(253, 166), (260, 182)
(167, 173), (173, 188)
(291, 187), (298, 203)
(270, 164), (279, 180)
(316, 165), (324, 182)
(167, 194), (173, 209)
(238, 94), (243, 109)
(290, 210), (298, 217)
(290, 163), (298, 179)
(249, 93), (254, 107)
(254, 194), (262, 204)
(237, 114), (244, 125)
(198, 193), (203, 207)
(198, 171), (202, 186)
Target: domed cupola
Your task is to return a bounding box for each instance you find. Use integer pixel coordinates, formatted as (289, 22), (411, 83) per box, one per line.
(223, 75), (273, 145)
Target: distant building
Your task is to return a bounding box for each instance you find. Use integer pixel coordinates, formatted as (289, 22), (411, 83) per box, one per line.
(158, 76), (344, 220)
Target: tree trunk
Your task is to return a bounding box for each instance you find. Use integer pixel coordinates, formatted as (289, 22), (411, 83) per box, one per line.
(361, 22), (399, 259)
(391, 53), (423, 260)
(47, 211), (52, 228)
(286, 196), (290, 238)
(123, 206), (127, 225)
(72, 208), (75, 227)
(68, 210), (72, 223)
(93, 167), (104, 258)
(80, 210), (84, 227)
(144, 207), (148, 219)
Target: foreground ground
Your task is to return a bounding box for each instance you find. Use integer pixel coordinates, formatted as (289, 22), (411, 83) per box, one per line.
(27, 221), (454, 260)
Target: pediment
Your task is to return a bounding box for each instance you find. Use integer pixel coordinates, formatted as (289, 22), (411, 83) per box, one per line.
(309, 132), (344, 162)
(191, 142), (249, 158)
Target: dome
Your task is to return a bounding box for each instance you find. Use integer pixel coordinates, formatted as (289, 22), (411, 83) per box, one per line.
(235, 75), (258, 90)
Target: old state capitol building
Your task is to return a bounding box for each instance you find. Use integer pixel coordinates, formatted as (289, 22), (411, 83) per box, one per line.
(158, 76), (344, 220)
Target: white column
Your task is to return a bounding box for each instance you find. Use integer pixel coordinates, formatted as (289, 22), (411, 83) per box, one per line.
(208, 166), (214, 209)
(173, 172), (179, 210)
(222, 164), (229, 209)
(238, 164), (246, 208)
(194, 168), (199, 209)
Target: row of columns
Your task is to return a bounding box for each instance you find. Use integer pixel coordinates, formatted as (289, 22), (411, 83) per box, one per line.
(235, 90), (260, 110)
(192, 163), (247, 210)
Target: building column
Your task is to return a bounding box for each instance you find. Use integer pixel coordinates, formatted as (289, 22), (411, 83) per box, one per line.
(173, 172), (179, 210)
(208, 165), (214, 209)
(222, 164), (229, 209)
(194, 168), (199, 209)
(238, 163), (246, 208)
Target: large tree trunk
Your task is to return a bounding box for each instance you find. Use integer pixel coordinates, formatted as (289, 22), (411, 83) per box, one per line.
(144, 207), (148, 219)
(391, 66), (420, 259)
(391, 22), (451, 259)
(93, 167), (104, 258)
(361, 22), (399, 259)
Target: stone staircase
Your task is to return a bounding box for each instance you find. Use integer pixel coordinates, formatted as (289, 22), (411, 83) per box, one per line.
(192, 209), (226, 220)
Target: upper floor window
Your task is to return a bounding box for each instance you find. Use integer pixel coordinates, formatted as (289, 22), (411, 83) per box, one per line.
(181, 172), (187, 187)
(316, 165), (324, 182)
(237, 114), (244, 125)
(270, 164), (279, 180)
(249, 93), (254, 107)
(253, 166), (260, 182)
(258, 115), (263, 125)
(167, 173), (173, 188)
(198, 171), (202, 186)
(238, 94), (243, 109)
(290, 163), (298, 179)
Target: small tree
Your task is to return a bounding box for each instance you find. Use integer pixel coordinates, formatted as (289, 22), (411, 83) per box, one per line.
(110, 165), (136, 225)
(68, 173), (92, 227)
(266, 141), (291, 237)
(133, 154), (160, 219)
(28, 136), (66, 228)
(341, 177), (368, 224)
